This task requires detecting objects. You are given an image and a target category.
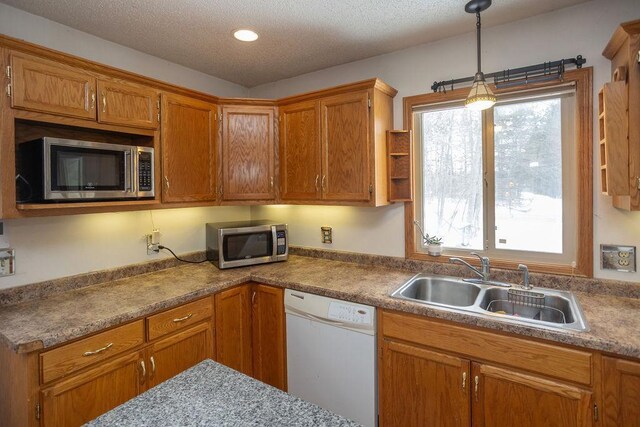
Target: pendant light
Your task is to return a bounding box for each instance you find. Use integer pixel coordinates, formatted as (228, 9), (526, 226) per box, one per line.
(464, 0), (496, 111)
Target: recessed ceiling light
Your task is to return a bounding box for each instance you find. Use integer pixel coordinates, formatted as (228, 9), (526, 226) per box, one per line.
(233, 29), (259, 42)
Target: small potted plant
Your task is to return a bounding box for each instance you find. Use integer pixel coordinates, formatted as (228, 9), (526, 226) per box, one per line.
(426, 235), (443, 256)
(413, 220), (444, 257)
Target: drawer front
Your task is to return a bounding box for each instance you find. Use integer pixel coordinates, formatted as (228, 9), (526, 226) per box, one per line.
(381, 310), (593, 386)
(40, 320), (144, 384)
(147, 298), (213, 341)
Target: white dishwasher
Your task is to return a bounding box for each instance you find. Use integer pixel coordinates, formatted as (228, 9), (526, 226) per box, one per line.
(284, 289), (377, 427)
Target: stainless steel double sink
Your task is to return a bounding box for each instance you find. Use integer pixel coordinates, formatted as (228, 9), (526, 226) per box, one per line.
(390, 273), (589, 332)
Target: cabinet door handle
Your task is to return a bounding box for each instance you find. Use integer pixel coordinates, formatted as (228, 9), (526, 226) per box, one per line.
(270, 176), (274, 191)
(315, 175), (320, 191)
(321, 175), (327, 191)
(150, 356), (156, 378)
(139, 360), (146, 383)
(251, 291), (256, 305)
(90, 91), (96, 111)
(172, 313), (193, 323)
(164, 176), (170, 189)
(462, 372), (467, 390)
(101, 91), (106, 113)
(82, 342), (113, 357)
(474, 376), (479, 402)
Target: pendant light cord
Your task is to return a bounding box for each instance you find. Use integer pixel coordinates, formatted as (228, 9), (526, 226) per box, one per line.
(476, 11), (482, 75)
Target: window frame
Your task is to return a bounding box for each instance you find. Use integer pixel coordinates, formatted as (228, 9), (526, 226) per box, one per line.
(403, 68), (593, 277)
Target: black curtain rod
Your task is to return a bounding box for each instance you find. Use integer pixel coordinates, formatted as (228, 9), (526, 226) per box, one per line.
(431, 55), (586, 92)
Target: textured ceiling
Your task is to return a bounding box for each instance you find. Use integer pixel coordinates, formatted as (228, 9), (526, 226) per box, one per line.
(1, 0), (589, 88)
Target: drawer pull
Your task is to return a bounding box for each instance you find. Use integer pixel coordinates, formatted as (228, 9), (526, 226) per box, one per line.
(82, 342), (113, 357)
(172, 313), (193, 323)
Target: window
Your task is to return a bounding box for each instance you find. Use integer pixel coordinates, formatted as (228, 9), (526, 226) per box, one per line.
(404, 69), (592, 276)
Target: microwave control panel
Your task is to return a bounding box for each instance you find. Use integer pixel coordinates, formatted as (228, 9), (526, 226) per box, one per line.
(276, 230), (287, 255)
(138, 151), (153, 192)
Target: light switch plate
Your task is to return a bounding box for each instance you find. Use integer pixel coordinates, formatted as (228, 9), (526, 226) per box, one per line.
(0, 249), (15, 277)
(601, 244), (636, 272)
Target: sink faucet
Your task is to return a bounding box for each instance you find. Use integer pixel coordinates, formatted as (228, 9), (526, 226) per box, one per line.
(449, 253), (490, 281)
(518, 264), (532, 290)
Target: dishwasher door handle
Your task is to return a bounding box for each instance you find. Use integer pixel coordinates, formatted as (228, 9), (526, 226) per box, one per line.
(288, 310), (346, 327)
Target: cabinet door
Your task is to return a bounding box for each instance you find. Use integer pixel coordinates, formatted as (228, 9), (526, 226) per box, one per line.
(161, 93), (217, 202)
(279, 101), (321, 200)
(251, 284), (286, 390)
(10, 54), (96, 120)
(221, 106), (275, 200)
(472, 363), (593, 427)
(41, 351), (143, 427)
(97, 79), (159, 129)
(320, 91), (370, 201)
(214, 286), (253, 376)
(603, 356), (640, 427)
(148, 322), (213, 388)
(379, 339), (470, 427)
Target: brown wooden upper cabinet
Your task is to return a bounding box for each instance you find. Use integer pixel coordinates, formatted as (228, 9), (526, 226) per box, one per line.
(221, 105), (276, 201)
(601, 19), (640, 211)
(10, 53), (97, 120)
(9, 52), (159, 129)
(321, 91), (371, 202)
(279, 100), (322, 200)
(278, 79), (396, 206)
(161, 93), (217, 203)
(97, 79), (159, 129)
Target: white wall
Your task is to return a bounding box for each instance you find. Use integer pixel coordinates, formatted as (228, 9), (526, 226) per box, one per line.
(250, 0), (640, 282)
(0, 3), (254, 289)
(0, 3), (248, 98)
(0, 207), (251, 289)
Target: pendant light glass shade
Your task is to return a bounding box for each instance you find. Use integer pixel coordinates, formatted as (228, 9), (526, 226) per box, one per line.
(465, 72), (496, 111)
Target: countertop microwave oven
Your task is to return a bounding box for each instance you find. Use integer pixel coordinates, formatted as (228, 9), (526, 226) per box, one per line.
(206, 221), (288, 269)
(16, 137), (154, 202)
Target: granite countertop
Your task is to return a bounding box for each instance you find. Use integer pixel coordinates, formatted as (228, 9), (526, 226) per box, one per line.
(85, 359), (360, 427)
(0, 254), (639, 358)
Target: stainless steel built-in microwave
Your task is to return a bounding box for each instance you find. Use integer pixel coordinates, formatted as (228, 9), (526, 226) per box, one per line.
(206, 221), (288, 269)
(16, 137), (154, 202)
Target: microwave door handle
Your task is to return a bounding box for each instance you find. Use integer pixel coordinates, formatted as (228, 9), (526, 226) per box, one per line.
(124, 150), (132, 193)
(272, 226), (278, 259)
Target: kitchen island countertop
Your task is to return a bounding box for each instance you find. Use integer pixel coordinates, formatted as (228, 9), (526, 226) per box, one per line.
(85, 358), (360, 427)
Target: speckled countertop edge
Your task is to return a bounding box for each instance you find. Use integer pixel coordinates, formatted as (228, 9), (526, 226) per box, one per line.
(0, 250), (638, 359)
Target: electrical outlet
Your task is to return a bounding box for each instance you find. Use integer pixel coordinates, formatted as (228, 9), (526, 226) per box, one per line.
(147, 229), (160, 255)
(321, 226), (332, 244)
(0, 249), (15, 277)
(601, 244), (636, 272)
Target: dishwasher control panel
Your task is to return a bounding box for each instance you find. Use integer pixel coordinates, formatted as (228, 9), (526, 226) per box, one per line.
(328, 302), (373, 324)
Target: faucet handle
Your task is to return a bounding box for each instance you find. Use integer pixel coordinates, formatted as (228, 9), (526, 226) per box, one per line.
(470, 252), (490, 266)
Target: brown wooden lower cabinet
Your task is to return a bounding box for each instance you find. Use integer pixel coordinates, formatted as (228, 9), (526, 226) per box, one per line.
(214, 285), (253, 376)
(251, 284), (287, 390)
(471, 363), (593, 427)
(215, 283), (287, 390)
(40, 320), (213, 427)
(378, 309), (597, 427)
(147, 322), (213, 388)
(41, 351), (143, 427)
(602, 356), (640, 427)
(379, 339), (470, 427)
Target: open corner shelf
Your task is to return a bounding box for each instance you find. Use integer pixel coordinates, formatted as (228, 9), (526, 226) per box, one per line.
(386, 130), (413, 202)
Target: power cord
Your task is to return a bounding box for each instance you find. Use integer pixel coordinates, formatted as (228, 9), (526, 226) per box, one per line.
(158, 245), (209, 264)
